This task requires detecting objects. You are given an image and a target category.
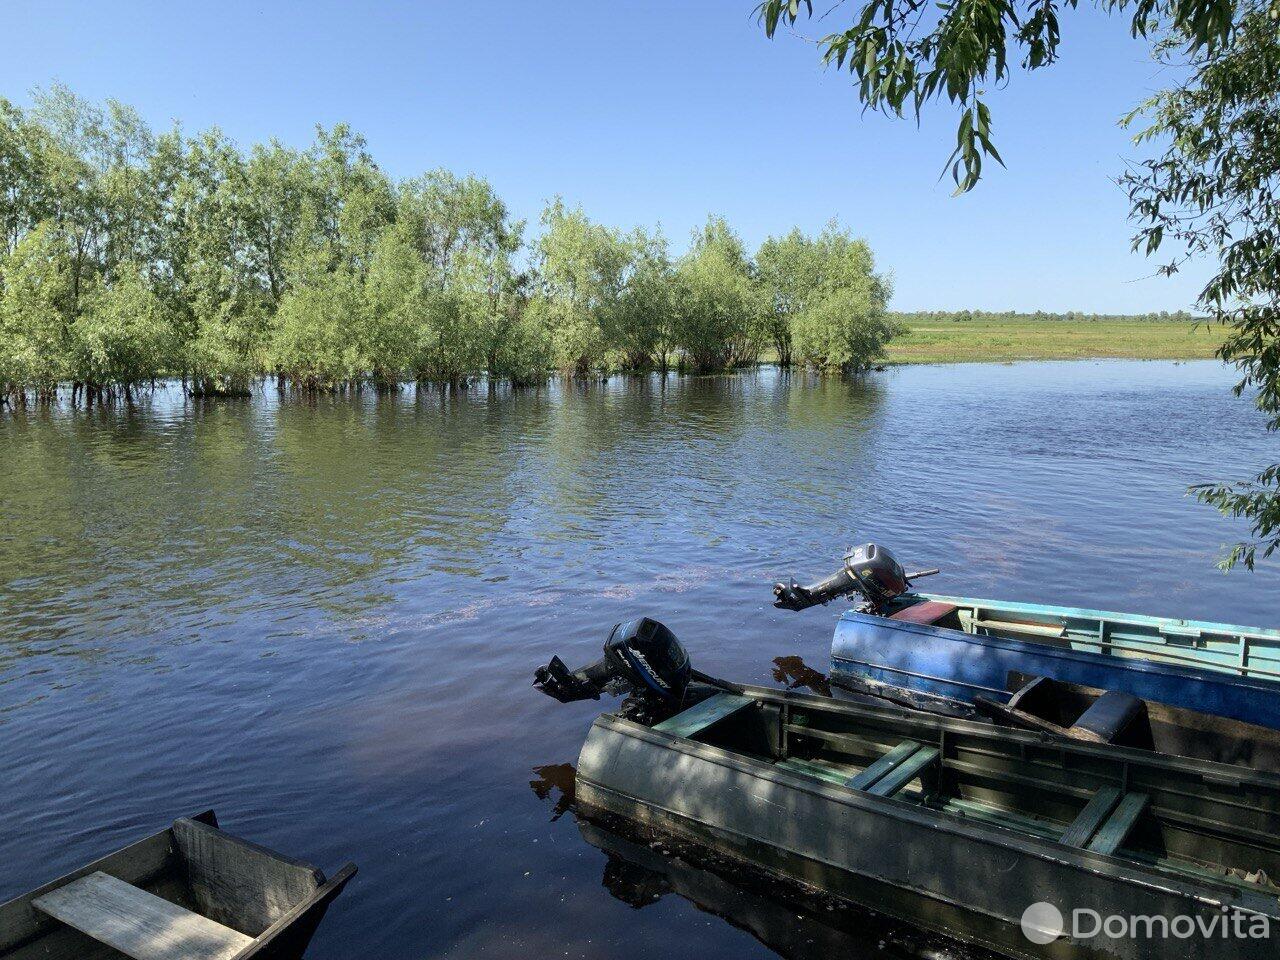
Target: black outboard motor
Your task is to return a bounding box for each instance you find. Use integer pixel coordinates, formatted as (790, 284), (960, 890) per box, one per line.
(773, 543), (939, 614)
(535, 617), (692, 710)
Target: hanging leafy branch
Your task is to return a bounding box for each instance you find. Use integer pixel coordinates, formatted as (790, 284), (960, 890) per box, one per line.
(759, 0), (1280, 570)
(757, 0), (1234, 192)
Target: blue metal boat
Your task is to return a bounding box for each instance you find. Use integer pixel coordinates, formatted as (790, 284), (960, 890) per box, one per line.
(773, 543), (1280, 730)
(831, 599), (1280, 730)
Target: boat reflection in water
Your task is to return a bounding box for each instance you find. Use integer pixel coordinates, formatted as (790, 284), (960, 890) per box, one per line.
(770, 656), (832, 698)
(529, 762), (577, 822)
(574, 808), (986, 960)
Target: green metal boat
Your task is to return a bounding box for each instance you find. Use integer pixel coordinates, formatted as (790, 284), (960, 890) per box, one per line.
(576, 684), (1280, 959)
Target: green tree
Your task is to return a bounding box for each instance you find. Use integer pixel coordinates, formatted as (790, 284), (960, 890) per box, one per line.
(146, 127), (271, 395)
(394, 171), (522, 386)
(0, 97), (58, 258)
(673, 216), (764, 373)
(361, 230), (424, 390)
(0, 224), (77, 402)
(72, 260), (175, 399)
(271, 258), (366, 391)
(1122, 13), (1280, 568)
(756, 228), (816, 367)
(606, 226), (677, 372)
(756, 0), (1230, 193)
(790, 226), (895, 372)
(535, 199), (630, 376)
(289, 124), (395, 279)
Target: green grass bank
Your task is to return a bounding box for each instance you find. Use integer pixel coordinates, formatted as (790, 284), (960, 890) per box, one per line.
(883, 314), (1223, 364)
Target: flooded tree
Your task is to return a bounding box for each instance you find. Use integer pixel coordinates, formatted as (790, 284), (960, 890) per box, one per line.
(0, 85), (902, 406)
(673, 216), (764, 373)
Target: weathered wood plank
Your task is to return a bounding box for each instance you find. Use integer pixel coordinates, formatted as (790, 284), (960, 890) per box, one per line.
(1087, 793), (1150, 856)
(0, 829), (177, 955)
(846, 740), (922, 791)
(32, 872), (252, 960)
(866, 746), (940, 798)
(173, 818), (321, 935)
(652, 693), (753, 739)
(1060, 787), (1123, 848)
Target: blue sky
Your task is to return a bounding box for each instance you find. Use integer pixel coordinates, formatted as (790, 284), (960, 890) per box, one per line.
(2, 0), (1210, 312)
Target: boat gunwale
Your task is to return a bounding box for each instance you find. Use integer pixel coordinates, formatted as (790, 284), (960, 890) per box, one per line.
(0, 811), (356, 960)
(918, 593), (1280, 644)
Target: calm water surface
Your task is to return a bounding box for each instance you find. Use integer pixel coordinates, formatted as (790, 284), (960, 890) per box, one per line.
(2, 360), (1277, 958)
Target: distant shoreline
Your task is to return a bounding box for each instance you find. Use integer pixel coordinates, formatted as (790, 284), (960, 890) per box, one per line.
(882, 317), (1221, 365)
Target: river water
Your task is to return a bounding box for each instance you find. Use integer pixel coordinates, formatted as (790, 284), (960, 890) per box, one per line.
(1, 360), (1277, 958)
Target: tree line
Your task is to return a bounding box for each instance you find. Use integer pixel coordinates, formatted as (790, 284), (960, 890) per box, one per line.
(0, 85), (895, 406)
(890, 310), (1203, 325)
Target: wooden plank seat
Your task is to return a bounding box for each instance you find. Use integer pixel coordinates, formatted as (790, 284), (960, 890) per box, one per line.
(889, 601), (958, 626)
(33, 871), (252, 960)
(1089, 792), (1150, 855)
(653, 693), (754, 739)
(1059, 788), (1150, 855)
(846, 740), (940, 797)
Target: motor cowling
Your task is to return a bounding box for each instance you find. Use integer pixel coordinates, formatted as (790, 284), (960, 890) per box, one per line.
(845, 543), (908, 605)
(774, 542), (928, 612)
(603, 617), (691, 703)
(534, 616), (691, 706)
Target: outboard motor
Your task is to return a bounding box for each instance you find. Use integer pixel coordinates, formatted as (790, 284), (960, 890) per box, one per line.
(773, 543), (938, 614)
(535, 617), (693, 713)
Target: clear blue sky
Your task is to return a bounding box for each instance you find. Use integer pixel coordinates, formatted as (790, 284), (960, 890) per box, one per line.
(2, 0), (1210, 313)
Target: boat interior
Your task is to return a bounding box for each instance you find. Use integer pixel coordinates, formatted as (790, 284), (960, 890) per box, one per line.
(652, 690), (1280, 904)
(879, 593), (1280, 684)
(0, 812), (354, 960)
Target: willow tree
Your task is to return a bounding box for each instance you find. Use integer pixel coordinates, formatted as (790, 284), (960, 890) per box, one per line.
(0, 225), (75, 402)
(790, 225), (895, 373)
(673, 216), (764, 373)
(535, 199), (630, 376)
(360, 229), (424, 390)
(395, 171), (522, 386)
(759, 0), (1280, 567)
(605, 226), (677, 372)
(1125, 14), (1280, 568)
(144, 128), (272, 395)
(0, 97), (58, 258)
(72, 261), (175, 400)
(756, 229), (815, 367)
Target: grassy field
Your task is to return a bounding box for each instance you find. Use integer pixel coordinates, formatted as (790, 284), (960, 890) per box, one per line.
(884, 317), (1223, 364)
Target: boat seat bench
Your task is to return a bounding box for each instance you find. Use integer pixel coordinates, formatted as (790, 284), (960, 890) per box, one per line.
(889, 601), (958, 626)
(1059, 788), (1150, 855)
(652, 693), (754, 739)
(32, 871), (252, 960)
(846, 740), (940, 798)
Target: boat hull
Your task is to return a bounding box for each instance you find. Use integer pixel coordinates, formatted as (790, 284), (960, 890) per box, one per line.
(576, 694), (1280, 960)
(831, 611), (1280, 730)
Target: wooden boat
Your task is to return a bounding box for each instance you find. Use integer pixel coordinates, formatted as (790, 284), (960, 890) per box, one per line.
(0, 811), (356, 960)
(830, 594), (1280, 730)
(575, 683), (1280, 959)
